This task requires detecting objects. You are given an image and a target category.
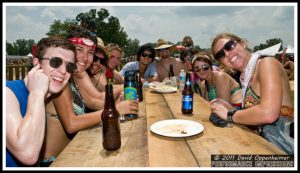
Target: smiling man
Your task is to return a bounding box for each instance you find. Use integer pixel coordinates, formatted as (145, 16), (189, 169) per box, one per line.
(6, 36), (76, 167)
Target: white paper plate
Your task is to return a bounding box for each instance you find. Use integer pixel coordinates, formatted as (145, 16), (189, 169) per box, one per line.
(151, 87), (177, 93)
(150, 119), (204, 137)
(149, 84), (177, 93)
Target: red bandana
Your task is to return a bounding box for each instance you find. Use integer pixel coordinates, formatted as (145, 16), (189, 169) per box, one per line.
(68, 38), (96, 50)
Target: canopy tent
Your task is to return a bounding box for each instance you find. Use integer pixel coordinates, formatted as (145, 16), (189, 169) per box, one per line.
(26, 53), (33, 57)
(258, 42), (282, 56)
(277, 45), (294, 54)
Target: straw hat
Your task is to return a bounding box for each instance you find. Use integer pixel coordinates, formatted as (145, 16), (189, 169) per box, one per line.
(97, 37), (111, 56)
(154, 38), (176, 52)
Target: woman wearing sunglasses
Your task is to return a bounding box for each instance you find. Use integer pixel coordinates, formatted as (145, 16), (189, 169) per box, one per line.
(191, 51), (242, 109)
(210, 33), (294, 155)
(43, 27), (138, 165)
(120, 43), (158, 83)
(6, 36), (76, 167)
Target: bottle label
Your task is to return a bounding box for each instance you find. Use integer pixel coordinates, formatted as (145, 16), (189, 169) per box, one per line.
(182, 95), (193, 110)
(125, 86), (137, 100)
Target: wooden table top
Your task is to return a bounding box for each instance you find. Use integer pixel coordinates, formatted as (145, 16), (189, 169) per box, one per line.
(50, 90), (285, 167)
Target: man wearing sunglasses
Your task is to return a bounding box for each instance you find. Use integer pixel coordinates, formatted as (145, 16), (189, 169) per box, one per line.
(6, 36), (76, 167)
(155, 38), (184, 82)
(120, 43), (158, 83)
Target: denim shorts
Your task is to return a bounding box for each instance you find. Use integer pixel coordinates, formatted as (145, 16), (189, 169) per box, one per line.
(261, 117), (294, 155)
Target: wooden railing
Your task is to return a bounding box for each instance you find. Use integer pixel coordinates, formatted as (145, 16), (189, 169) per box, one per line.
(6, 64), (123, 81)
(6, 65), (31, 80)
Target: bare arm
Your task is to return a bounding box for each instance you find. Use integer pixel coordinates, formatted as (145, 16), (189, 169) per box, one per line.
(6, 65), (48, 165)
(211, 58), (282, 125)
(215, 72), (232, 103)
(74, 71), (105, 110)
(113, 69), (124, 84)
(52, 83), (103, 134)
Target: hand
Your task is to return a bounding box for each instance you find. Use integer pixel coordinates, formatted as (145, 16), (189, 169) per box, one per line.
(210, 98), (234, 110)
(210, 100), (229, 121)
(116, 100), (139, 115)
(26, 64), (49, 96)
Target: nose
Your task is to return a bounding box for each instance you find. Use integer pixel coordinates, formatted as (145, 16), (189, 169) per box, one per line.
(57, 63), (67, 74)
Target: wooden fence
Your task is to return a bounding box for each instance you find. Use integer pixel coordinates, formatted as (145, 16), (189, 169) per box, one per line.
(6, 64), (123, 81)
(6, 65), (31, 80)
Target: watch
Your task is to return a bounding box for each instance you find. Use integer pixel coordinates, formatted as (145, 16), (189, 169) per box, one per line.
(227, 109), (238, 124)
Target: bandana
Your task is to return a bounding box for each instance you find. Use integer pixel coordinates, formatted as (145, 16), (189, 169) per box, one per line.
(68, 38), (96, 50)
(240, 51), (261, 107)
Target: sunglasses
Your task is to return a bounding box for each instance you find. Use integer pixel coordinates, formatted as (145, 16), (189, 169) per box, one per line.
(42, 57), (77, 74)
(214, 40), (237, 61)
(194, 64), (210, 72)
(141, 52), (153, 58)
(93, 55), (107, 65)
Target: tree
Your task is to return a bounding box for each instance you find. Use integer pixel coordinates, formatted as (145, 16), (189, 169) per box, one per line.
(253, 38), (283, 52)
(6, 39), (35, 56)
(76, 9), (128, 48)
(46, 19), (78, 38)
(48, 8), (130, 57)
(123, 38), (140, 58)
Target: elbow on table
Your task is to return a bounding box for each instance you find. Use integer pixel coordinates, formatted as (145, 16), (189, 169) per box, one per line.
(261, 109), (280, 124)
(16, 149), (40, 165)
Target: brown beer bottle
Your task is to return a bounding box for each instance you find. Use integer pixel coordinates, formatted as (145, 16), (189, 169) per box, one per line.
(181, 72), (193, 115)
(168, 64), (174, 79)
(101, 84), (121, 151)
(136, 71), (143, 102)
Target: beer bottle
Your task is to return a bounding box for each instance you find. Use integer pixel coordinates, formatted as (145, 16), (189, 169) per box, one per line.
(182, 72), (193, 115)
(124, 71), (138, 120)
(169, 64), (177, 88)
(169, 64), (174, 79)
(136, 70), (143, 102)
(101, 84), (121, 151)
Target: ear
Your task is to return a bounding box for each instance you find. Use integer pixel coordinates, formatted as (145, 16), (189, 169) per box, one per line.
(33, 58), (40, 66)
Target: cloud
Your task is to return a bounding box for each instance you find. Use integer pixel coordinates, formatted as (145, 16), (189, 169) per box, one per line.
(4, 4), (295, 49)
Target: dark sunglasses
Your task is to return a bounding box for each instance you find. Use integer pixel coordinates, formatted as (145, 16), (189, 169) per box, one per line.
(93, 55), (106, 65)
(42, 57), (77, 74)
(194, 64), (210, 72)
(141, 52), (153, 58)
(214, 40), (237, 61)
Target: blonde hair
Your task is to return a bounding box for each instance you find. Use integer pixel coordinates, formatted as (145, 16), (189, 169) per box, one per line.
(210, 32), (248, 56)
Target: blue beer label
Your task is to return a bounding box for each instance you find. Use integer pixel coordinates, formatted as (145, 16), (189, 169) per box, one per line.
(125, 87), (137, 100)
(182, 95), (193, 110)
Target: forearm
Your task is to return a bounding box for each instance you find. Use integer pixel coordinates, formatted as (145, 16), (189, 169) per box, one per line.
(233, 104), (280, 125)
(113, 70), (124, 84)
(16, 91), (46, 163)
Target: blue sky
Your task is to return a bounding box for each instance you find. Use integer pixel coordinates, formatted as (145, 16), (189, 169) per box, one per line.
(4, 2), (296, 49)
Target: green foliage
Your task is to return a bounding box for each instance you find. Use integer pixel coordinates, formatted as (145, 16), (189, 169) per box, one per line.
(123, 38), (140, 58)
(46, 19), (77, 38)
(6, 39), (35, 56)
(253, 38), (283, 52)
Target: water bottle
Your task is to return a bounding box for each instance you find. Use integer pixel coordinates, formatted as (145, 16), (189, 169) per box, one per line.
(179, 69), (186, 90)
(124, 71), (138, 120)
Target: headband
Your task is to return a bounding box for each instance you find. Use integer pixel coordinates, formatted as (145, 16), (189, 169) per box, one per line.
(68, 38), (96, 50)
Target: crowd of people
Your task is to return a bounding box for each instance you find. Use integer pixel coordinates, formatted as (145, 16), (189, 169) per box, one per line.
(6, 27), (295, 167)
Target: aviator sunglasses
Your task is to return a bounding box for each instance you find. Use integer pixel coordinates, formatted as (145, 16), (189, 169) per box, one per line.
(141, 52), (153, 58)
(214, 40), (237, 61)
(194, 64), (210, 72)
(41, 57), (77, 74)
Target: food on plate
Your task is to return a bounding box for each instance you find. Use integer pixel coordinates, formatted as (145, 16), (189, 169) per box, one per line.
(157, 124), (188, 135)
